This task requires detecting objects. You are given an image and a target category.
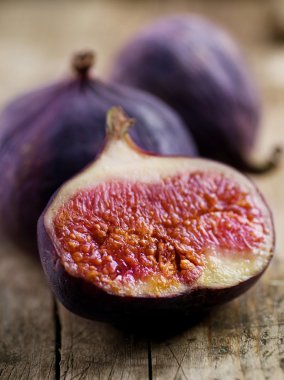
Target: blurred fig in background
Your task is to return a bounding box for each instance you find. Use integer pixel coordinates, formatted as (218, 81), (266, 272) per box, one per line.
(0, 50), (196, 248)
(110, 15), (281, 173)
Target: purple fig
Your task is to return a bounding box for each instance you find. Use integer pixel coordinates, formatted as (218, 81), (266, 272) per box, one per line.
(110, 15), (281, 173)
(38, 107), (274, 323)
(0, 51), (197, 247)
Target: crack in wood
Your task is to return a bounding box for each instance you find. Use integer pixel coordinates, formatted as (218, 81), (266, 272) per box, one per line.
(53, 298), (62, 380)
(147, 339), (152, 380)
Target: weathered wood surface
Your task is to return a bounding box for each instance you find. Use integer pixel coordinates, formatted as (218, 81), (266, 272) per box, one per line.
(0, 240), (55, 379)
(59, 306), (149, 380)
(0, 1), (284, 379)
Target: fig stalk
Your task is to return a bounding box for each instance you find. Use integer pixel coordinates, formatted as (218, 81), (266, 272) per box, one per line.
(106, 106), (135, 139)
(72, 50), (95, 76)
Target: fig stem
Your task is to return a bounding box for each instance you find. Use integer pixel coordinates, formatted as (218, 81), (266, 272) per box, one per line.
(72, 50), (95, 76)
(106, 107), (135, 140)
(234, 146), (282, 174)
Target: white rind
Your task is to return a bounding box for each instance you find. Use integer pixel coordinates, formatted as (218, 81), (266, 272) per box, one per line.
(197, 248), (269, 288)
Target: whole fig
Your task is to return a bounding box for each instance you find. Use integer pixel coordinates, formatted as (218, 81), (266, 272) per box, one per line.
(0, 51), (196, 247)
(110, 15), (281, 172)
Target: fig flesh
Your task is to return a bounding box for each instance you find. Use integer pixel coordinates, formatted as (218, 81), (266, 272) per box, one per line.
(110, 15), (281, 173)
(0, 51), (196, 246)
(38, 107), (274, 322)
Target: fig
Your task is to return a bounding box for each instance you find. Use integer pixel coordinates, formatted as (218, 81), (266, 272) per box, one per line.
(38, 107), (274, 323)
(0, 51), (196, 247)
(110, 15), (281, 173)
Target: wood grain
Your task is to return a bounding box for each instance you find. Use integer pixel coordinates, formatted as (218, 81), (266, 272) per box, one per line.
(58, 305), (149, 380)
(0, 239), (55, 379)
(0, 1), (284, 379)
(150, 269), (284, 380)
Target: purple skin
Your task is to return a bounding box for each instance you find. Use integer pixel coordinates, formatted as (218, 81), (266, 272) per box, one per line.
(0, 52), (196, 247)
(38, 204), (272, 324)
(110, 15), (280, 173)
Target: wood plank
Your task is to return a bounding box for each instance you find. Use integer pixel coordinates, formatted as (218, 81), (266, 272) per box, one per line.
(0, 1), (283, 379)
(150, 261), (284, 380)
(58, 305), (149, 380)
(0, 239), (55, 379)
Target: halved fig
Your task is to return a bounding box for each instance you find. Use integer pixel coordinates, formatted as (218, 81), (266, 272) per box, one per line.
(38, 107), (274, 322)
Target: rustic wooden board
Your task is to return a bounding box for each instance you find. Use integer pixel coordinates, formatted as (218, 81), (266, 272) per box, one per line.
(0, 1), (284, 379)
(58, 306), (149, 380)
(150, 267), (284, 380)
(0, 240), (55, 379)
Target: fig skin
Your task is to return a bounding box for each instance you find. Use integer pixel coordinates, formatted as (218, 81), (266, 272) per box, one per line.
(38, 107), (274, 323)
(110, 15), (281, 173)
(0, 51), (196, 247)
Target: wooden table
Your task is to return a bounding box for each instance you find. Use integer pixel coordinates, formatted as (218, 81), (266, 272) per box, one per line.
(1, 1), (284, 379)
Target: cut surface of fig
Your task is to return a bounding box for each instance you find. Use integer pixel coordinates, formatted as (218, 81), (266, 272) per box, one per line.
(41, 107), (273, 306)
